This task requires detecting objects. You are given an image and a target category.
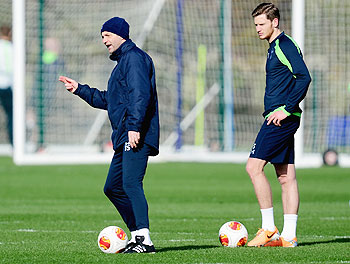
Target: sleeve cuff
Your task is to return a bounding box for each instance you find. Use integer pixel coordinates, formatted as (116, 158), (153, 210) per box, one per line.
(127, 124), (140, 132)
(282, 107), (291, 116)
(73, 83), (83, 95)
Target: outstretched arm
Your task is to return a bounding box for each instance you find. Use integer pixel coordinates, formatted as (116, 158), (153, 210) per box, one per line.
(58, 75), (108, 110)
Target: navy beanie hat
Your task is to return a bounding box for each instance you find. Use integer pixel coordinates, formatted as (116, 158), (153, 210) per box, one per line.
(101, 17), (129, 39)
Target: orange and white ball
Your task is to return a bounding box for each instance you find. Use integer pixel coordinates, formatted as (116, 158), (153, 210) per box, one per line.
(97, 226), (128, 253)
(219, 221), (248, 248)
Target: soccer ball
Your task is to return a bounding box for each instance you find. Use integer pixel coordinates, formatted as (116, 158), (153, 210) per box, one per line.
(219, 221), (248, 248)
(97, 226), (128, 253)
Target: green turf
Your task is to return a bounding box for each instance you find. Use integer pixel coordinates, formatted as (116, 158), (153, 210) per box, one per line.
(0, 157), (349, 263)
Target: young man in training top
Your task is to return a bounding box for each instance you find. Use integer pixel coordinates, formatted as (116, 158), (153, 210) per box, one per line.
(246, 3), (311, 247)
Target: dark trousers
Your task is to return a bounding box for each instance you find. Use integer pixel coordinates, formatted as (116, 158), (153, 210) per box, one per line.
(0, 87), (13, 145)
(104, 142), (151, 231)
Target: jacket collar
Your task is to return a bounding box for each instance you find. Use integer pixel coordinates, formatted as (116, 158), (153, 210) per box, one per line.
(269, 31), (284, 46)
(109, 39), (136, 62)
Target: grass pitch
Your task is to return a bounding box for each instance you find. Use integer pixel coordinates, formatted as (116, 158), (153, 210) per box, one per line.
(0, 156), (349, 263)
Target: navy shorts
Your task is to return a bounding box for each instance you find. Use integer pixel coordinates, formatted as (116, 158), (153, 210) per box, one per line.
(249, 116), (300, 164)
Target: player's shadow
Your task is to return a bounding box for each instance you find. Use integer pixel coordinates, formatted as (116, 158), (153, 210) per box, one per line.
(157, 238), (350, 251)
(157, 245), (219, 252)
(298, 237), (350, 246)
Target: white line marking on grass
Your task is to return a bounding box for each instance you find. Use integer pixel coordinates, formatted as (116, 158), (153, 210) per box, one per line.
(311, 262), (350, 264)
(151, 232), (201, 235)
(16, 229), (96, 233)
(156, 218), (258, 222)
(0, 221), (23, 224)
(177, 232), (206, 235)
(17, 229), (36, 232)
(103, 220), (124, 223)
(157, 238), (216, 243)
(302, 235), (350, 239)
(320, 217), (350, 221)
(302, 235), (325, 238)
(161, 218), (199, 222)
(168, 239), (196, 242)
(185, 263), (227, 264)
(0, 241), (25, 245)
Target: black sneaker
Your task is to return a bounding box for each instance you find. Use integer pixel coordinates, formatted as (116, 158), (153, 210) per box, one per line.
(123, 236), (156, 254)
(123, 241), (136, 252)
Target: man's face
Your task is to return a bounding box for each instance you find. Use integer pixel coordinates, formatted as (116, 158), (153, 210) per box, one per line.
(254, 14), (278, 41)
(101, 31), (125, 54)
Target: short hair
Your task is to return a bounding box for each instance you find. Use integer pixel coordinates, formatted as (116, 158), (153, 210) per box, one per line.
(0, 25), (11, 37)
(251, 3), (280, 22)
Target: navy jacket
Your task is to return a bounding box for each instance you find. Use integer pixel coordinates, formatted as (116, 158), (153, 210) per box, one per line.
(74, 39), (159, 156)
(264, 32), (311, 118)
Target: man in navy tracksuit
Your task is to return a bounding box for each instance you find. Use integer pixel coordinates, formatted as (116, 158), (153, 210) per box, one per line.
(246, 3), (311, 248)
(59, 17), (159, 253)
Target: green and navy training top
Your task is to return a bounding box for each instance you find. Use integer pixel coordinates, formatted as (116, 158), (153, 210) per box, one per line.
(263, 32), (311, 118)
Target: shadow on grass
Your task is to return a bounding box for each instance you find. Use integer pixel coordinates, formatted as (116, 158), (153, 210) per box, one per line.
(157, 245), (219, 252)
(299, 237), (350, 246)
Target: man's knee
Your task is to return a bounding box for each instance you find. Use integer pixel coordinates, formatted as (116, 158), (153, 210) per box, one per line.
(245, 163), (255, 177)
(278, 174), (296, 186)
(277, 174), (288, 185)
(103, 183), (124, 198)
(246, 158), (266, 178)
(122, 166), (146, 197)
(103, 184), (111, 197)
(275, 164), (296, 185)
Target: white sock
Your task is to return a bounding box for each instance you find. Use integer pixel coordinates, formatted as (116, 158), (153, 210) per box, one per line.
(281, 214), (298, 241)
(260, 207), (275, 231)
(136, 228), (153, 246)
(129, 231), (137, 243)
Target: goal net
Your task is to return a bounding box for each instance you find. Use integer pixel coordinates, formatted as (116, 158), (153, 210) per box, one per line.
(4, 0), (350, 166)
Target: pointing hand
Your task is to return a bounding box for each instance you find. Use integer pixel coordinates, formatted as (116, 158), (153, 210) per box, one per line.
(59, 76), (78, 93)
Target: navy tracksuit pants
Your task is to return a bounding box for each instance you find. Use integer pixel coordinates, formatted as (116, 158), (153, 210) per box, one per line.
(104, 142), (151, 232)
